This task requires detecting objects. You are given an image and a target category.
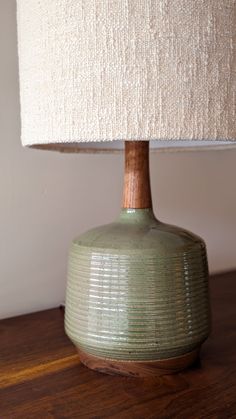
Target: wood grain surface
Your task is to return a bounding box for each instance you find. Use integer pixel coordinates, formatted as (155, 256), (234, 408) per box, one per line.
(77, 347), (200, 378)
(0, 271), (236, 418)
(123, 141), (152, 209)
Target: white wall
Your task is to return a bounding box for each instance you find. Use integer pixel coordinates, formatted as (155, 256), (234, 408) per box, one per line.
(0, 1), (236, 319)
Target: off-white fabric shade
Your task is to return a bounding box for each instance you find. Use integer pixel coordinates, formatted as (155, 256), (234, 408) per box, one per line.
(17, 0), (236, 151)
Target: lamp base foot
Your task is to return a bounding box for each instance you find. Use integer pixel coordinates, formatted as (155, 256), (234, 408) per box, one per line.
(77, 347), (200, 377)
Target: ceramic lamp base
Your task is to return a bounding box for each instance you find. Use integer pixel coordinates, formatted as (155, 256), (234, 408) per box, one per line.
(65, 209), (211, 375)
(77, 347), (200, 377)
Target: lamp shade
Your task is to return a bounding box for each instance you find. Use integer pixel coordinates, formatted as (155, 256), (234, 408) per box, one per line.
(17, 0), (236, 150)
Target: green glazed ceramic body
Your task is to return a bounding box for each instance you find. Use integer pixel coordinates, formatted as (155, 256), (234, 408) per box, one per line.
(65, 209), (210, 361)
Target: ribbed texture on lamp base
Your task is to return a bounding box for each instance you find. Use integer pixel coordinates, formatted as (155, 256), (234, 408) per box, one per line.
(65, 209), (210, 362)
(17, 0), (236, 147)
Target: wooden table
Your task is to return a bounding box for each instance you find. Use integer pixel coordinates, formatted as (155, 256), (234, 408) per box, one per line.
(0, 271), (236, 418)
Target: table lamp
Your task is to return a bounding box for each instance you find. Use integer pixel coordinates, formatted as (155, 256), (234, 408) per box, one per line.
(17, 1), (236, 377)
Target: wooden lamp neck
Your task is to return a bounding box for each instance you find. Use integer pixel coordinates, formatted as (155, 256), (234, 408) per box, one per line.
(122, 141), (152, 209)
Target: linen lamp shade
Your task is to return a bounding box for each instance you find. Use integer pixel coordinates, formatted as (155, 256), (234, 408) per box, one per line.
(17, 0), (236, 376)
(17, 0), (236, 150)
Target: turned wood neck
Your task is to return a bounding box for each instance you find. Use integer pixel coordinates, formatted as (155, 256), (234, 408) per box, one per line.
(122, 141), (152, 209)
